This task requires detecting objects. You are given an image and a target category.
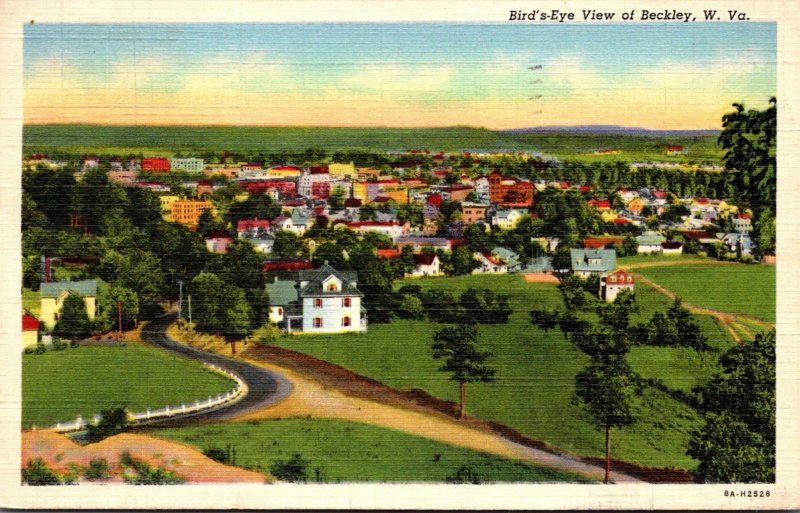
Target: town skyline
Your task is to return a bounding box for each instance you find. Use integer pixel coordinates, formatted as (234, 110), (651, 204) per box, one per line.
(24, 22), (776, 129)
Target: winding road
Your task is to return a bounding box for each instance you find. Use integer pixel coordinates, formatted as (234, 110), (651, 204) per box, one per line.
(138, 314), (293, 426)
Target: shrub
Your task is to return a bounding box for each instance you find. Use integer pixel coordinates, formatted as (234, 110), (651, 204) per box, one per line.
(119, 451), (184, 485)
(445, 464), (482, 484)
(270, 453), (309, 482)
(51, 338), (69, 351)
(203, 445), (236, 465)
(86, 407), (130, 443)
(22, 458), (62, 485)
(84, 457), (111, 480)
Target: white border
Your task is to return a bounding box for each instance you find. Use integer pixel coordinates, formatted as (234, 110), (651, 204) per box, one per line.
(1, 0), (798, 509)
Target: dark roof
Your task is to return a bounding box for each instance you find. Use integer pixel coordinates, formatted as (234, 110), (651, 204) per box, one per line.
(40, 279), (97, 298)
(298, 264), (362, 298)
(414, 254), (437, 265)
(265, 279), (299, 306)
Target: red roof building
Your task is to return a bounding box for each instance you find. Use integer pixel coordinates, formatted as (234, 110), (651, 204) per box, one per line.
(584, 237), (625, 249)
(587, 198), (612, 210)
(23, 313), (40, 332)
(414, 253), (437, 265)
(141, 157), (171, 173)
(376, 248), (401, 259)
(262, 259), (315, 272)
(237, 219), (271, 232)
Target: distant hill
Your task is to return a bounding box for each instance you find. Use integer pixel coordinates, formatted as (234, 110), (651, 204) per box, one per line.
(503, 125), (720, 137)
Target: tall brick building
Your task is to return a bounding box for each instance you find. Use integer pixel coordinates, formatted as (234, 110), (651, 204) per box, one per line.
(487, 170), (534, 207)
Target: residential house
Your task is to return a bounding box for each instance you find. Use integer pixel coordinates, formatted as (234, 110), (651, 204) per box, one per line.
(337, 220), (409, 241)
(22, 313), (40, 348)
(248, 236), (275, 254)
(439, 185), (474, 202)
(723, 232), (754, 256)
(107, 169), (138, 185)
(406, 254), (442, 278)
(626, 197), (646, 215)
(328, 162), (357, 178)
(473, 252), (507, 274)
(733, 213), (753, 232)
(660, 241), (683, 255)
(491, 208), (527, 230)
(570, 249), (616, 278)
(237, 219), (271, 238)
(491, 247), (522, 272)
(204, 231), (233, 253)
(267, 165), (303, 178)
(39, 279), (97, 330)
(266, 264), (367, 334)
(600, 270), (634, 302)
(636, 232), (667, 254)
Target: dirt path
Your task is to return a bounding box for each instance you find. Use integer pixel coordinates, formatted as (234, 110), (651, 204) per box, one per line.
(619, 259), (740, 270)
(232, 355), (643, 483)
(629, 271), (774, 343)
(160, 327), (649, 483)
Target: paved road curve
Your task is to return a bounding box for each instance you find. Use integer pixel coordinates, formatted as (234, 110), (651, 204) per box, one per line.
(138, 314), (293, 427)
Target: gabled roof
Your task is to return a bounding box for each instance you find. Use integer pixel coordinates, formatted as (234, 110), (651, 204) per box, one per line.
(40, 279), (97, 298)
(491, 247), (520, 266)
(414, 253), (437, 265)
(265, 279), (299, 306)
(298, 264), (362, 297)
(23, 313), (40, 331)
(570, 249), (616, 272)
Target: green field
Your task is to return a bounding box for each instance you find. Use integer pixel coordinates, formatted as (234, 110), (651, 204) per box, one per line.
(153, 419), (590, 482)
(23, 124), (720, 163)
(633, 263), (775, 323)
(274, 274), (734, 470)
(22, 343), (235, 428)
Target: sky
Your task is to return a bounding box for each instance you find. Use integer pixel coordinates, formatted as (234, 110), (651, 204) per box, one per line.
(23, 23), (776, 129)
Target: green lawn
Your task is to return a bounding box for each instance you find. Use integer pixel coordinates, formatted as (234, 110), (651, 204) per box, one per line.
(275, 274), (734, 470)
(22, 343), (235, 428)
(633, 263), (775, 323)
(152, 419), (590, 483)
(23, 288), (40, 315)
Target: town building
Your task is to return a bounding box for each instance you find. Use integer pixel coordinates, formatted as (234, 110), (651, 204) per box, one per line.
(461, 202), (488, 224)
(39, 279), (97, 330)
(169, 200), (214, 226)
(487, 170), (534, 207)
(169, 157), (205, 173)
(141, 157), (171, 173)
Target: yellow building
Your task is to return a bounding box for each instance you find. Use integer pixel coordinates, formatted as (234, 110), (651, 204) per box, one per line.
(626, 198), (645, 215)
(329, 162), (356, 178)
(718, 201), (739, 219)
(381, 186), (409, 204)
(159, 195), (180, 214)
(266, 165), (302, 178)
(39, 280), (97, 330)
(352, 181), (369, 203)
(170, 200), (215, 226)
(600, 210), (618, 223)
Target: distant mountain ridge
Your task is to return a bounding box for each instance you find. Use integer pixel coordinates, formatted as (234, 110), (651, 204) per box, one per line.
(503, 125), (719, 137)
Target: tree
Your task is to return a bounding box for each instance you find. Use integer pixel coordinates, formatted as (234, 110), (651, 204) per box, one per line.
(86, 407), (130, 443)
(431, 324), (496, 419)
(196, 209), (225, 236)
(22, 458), (63, 486)
(688, 330), (775, 482)
(421, 289), (460, 323)
(53, 293), (92, 341)
(446, 245), (480, 276)
(753, 209), (776, 256)
(272, 230), (303, 259)
(96, 284), (139, 333)
(565, 291), (640, 483)
(220, 239), (270, 329)
(529, 308), (559, 333)
(622, 235), (638, 257)
(643, 297), (708, 350)
(718, 98), (776, 213)
(558, 274), (590, 311)
(458, 288), (511, 324)
(190, 272), (253, 354)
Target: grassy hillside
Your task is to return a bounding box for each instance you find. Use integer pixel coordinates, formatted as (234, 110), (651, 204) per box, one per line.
(273, 274), (734, 470)
(153, 419), (590, 482)
(23, 124), (721, 162)
(22, 343), (236, 428)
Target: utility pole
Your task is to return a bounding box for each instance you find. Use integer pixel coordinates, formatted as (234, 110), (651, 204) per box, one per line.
(188, 294), (192, 325)
(178, 280), (184, 322)
(117, 299), (123, 336)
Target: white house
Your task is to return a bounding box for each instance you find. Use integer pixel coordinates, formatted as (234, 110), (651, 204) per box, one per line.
(600, 270), (634, 302)
(472, 252), (507, 274)
(405, 254), (442, 278)
(491, 208), (526, 230)
(266, 264), (367, 334)
(169, 157), (205, 173)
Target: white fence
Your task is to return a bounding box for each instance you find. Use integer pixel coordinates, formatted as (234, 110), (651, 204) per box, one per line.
(49, 363), (247, 433)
